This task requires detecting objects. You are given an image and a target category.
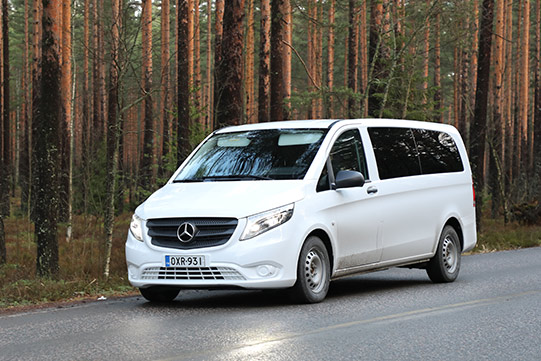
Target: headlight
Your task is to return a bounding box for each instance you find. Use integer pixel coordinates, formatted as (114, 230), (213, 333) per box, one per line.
(240, 203), (294, 241)
(130, 213), (144, 242)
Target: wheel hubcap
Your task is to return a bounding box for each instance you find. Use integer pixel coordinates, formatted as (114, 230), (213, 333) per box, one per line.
(304, 248), (326, 293)
(442, 236), (458, 273)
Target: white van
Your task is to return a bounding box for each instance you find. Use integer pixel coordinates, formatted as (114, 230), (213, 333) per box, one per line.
(126, 119), (476, 303)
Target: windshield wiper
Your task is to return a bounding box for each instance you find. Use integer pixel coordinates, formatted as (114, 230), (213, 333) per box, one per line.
(172, 178), (204, 183)
(202, 174), (273, 181)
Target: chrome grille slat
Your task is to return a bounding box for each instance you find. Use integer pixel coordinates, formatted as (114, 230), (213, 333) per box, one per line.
(147, 218), (238, 249)
(141, 267), (245, 280)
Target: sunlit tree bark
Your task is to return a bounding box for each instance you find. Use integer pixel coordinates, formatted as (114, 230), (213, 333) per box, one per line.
(258, 0), (271, 123)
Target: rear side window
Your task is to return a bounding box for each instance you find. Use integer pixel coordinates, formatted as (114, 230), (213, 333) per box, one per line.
(368, 127), (421, 179)
(412, 129), (464, 174)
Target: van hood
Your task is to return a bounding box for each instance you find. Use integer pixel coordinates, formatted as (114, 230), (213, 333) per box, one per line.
(137, 180), (307, 219)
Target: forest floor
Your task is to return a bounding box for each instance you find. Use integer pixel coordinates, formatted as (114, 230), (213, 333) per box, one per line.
(1, 210), (540, 312)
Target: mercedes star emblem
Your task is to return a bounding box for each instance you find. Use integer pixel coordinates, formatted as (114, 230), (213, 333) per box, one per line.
(177, 222), (197, 243)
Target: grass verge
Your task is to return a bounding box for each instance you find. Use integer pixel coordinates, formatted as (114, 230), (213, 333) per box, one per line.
(1, 213), (540, 310)
(0, 213), (136, 310)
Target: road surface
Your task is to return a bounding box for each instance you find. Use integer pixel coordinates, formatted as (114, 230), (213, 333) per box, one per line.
(1, 248), (540, 360)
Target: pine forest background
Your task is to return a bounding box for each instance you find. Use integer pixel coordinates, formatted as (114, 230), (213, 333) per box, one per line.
(0, 0), (540, 280)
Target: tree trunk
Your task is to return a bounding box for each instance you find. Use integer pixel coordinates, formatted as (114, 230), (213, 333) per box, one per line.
(34, 0), (62, 277)
(60, 0), (72, 227)
(283, 0), (292, 118)
(178, 0), (191, 164)
(92, 0), (103, 148)
(30, 0), (42, 222)
(258, 0), (271, 123)
(104, 0), (122, 278)
(212, 0), (224, 126)
(359, 0), (368, 117)
(19, 0), (31, 216)
(215, 0), (245, 127)
(347, 0), (359, 119)
(489, 0), (506, 216)
(433, 9), (442, 122)
(0, 0), (5, 265)
(306, 0), (313, 119)
(519, 0), (530, 172)
(160, 0), (171, 175)
(535, 0), (541, 178)
(140, 0), (154, 193)
(368, 0), (386, 117)
(245, 0), (256, 123)
(470, 0), (479, 116)
(270, 0), (286, 121)
(326, 0), (335, 118)
(188, 0), (194, 96)
(1, 0), (10, 217)
(81, 0), (90, 214)
(504, 0), (514, 194)
(422, 0), (430, 103)
(194, 0), (202, 124)
(206, 0), (212, 128)
(470, 0), (495, 230)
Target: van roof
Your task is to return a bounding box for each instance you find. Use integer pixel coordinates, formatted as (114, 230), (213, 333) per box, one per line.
(215, 118), (458, 134)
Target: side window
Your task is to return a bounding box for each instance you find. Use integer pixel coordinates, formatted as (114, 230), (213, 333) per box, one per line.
(412, 129), (464, 174)
(317, 129), (368, 192)
(368, 127), (421, 180)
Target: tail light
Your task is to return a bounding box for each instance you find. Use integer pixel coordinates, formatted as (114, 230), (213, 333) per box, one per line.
(472, 184), (476, 208)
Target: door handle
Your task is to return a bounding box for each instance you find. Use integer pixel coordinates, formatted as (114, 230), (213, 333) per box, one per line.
(367, 186), (378, 195)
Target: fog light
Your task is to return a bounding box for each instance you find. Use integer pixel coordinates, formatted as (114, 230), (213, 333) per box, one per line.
(256, 265), (275, 277)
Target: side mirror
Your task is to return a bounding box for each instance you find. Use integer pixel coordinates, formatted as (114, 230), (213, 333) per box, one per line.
(335, 170), (365, 189)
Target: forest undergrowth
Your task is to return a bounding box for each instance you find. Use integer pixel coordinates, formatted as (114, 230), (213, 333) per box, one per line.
(1, 203), (540, 310)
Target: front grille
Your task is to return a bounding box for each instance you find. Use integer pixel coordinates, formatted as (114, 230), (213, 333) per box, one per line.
(147, 218), (238, 250)
(141, 267), (245, 280)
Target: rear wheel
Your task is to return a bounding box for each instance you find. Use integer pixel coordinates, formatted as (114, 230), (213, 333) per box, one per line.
(139, 286), (180, 302)
(426, 226), (461, 283)
(289, 236), (330, 303)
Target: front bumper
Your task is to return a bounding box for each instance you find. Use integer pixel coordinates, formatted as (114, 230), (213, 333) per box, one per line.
(125, 218), (300, 289)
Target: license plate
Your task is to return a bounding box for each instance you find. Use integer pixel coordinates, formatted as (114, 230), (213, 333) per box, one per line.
(165, 255), (206, 267)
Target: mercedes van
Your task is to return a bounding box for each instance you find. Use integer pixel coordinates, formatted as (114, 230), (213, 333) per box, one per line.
(126, 119), (476, 303)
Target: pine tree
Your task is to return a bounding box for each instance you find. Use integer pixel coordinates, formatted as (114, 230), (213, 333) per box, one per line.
(215, 0), (245, 127)
(34, 0), (62, 277)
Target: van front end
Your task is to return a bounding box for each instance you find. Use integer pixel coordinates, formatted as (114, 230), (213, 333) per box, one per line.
(125, 208), (303, 291)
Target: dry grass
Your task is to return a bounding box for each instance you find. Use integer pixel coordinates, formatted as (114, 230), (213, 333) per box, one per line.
(0, 213), (135, 309)
(1, 212), (540, 309)
(474, 218), (541, 253)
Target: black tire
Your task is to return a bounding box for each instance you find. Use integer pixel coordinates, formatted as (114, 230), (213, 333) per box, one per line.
(139, 286), (180, 302)
(426, 226), (461, 283)
(289, 236), (331, 303)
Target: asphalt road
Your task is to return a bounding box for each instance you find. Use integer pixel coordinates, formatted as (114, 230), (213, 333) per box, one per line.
(1, 248), (541, 361)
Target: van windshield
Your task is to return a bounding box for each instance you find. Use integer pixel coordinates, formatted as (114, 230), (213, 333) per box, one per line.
(174, 129), (326, 182)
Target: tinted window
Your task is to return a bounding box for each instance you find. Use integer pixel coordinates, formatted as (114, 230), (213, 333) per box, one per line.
(412, 129), (464, 174)
(369, 127), (421, 179)
(317, 129), (368, 191)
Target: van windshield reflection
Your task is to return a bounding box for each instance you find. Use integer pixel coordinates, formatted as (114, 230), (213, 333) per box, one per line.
(174, 129), (326, 182)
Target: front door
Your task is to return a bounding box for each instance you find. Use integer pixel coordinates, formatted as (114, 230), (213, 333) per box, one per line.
(316, 128), (382, 269)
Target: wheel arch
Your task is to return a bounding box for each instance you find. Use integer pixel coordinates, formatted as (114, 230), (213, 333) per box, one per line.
(444, 217), (464, 252)
(306, 229), (334, 272)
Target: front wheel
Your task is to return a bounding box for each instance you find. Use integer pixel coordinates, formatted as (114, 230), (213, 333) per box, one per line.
(426, 226), (461, 283)
(139, 286), (180, 302)
(289, 236), (331, 303)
